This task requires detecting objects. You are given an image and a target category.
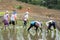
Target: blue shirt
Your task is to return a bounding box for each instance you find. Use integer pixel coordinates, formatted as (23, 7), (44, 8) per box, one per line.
(30, 21), (35, 25)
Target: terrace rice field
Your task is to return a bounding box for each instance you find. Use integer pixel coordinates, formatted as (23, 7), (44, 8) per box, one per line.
(0, 0), (60, 40)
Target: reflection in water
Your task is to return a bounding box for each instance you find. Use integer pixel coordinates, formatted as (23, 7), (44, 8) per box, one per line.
(23, 28), (29, 40)
(2, 30), (9, 40)
(2, 28), (17, 40)
(55, 29), (60, 40)
(42, 29), (46, 40)
(16, 26), (24, 40)
(29, 33), (39, 40)
(46, 31), (56, 40)
(10, 29), (17, 40)
(38, 31), (42, 40)
(0, 29), (3, 40)
(51, 31), (56, 40)
(0, 26), (60, 40)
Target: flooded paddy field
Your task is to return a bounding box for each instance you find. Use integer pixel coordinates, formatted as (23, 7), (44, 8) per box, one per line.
(0, 15), (60, 40)
(0, 25), (60, 40)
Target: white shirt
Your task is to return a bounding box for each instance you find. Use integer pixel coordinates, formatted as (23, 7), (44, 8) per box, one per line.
(4, 14), (9, 20)
(10, 14), (16, 21)
(24, 14), (28, 19)
(46, 20), (55, 26)
(35, 21), (42, 27)
(23, 12), (29, 21)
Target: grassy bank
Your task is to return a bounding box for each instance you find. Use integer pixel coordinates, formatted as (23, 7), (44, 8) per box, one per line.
(0, 12), (5, 16)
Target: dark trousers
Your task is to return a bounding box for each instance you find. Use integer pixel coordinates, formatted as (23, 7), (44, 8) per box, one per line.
(9, 21), (15, 25)
(23, 21), (27, 27)
(28, 22), (38, 32)
(48, 22), (56, 30)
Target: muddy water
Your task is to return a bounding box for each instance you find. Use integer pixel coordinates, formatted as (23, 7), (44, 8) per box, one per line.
(0, 26), (60, 40)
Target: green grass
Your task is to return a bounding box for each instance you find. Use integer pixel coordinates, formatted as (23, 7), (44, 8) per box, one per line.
(14, 5), (23, 9)
(0, 0), (2, 2)
(0, 12), (5, 16)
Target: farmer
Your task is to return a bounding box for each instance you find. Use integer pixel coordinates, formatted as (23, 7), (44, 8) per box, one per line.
(22, 7), (30, 27)
(27, 21), (42, 32)
(22, 11), (29, 27)
(9, 13), (17, 29)
(12, 10), (17, 24)
(3, 11), (9, 30)
(46, 20), (56, 31)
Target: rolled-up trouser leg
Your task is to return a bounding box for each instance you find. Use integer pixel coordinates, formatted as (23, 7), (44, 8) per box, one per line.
(52, 22), (56, 29)
(40, 28), (42, 32)
(48, 22), (51, 30)
(34, 25), (38, 32)
(35, 26), (38, 32)
(24, 21), (27, 26)
(28, 24), (33, 31)
(34, 22), (38, 32)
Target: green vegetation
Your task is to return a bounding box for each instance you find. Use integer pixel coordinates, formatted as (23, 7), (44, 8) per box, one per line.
(17, 0), (60, 9)
(0, 12), (5, 16)
(0, 0), (2, 2)
(14, 5), (23, 9)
